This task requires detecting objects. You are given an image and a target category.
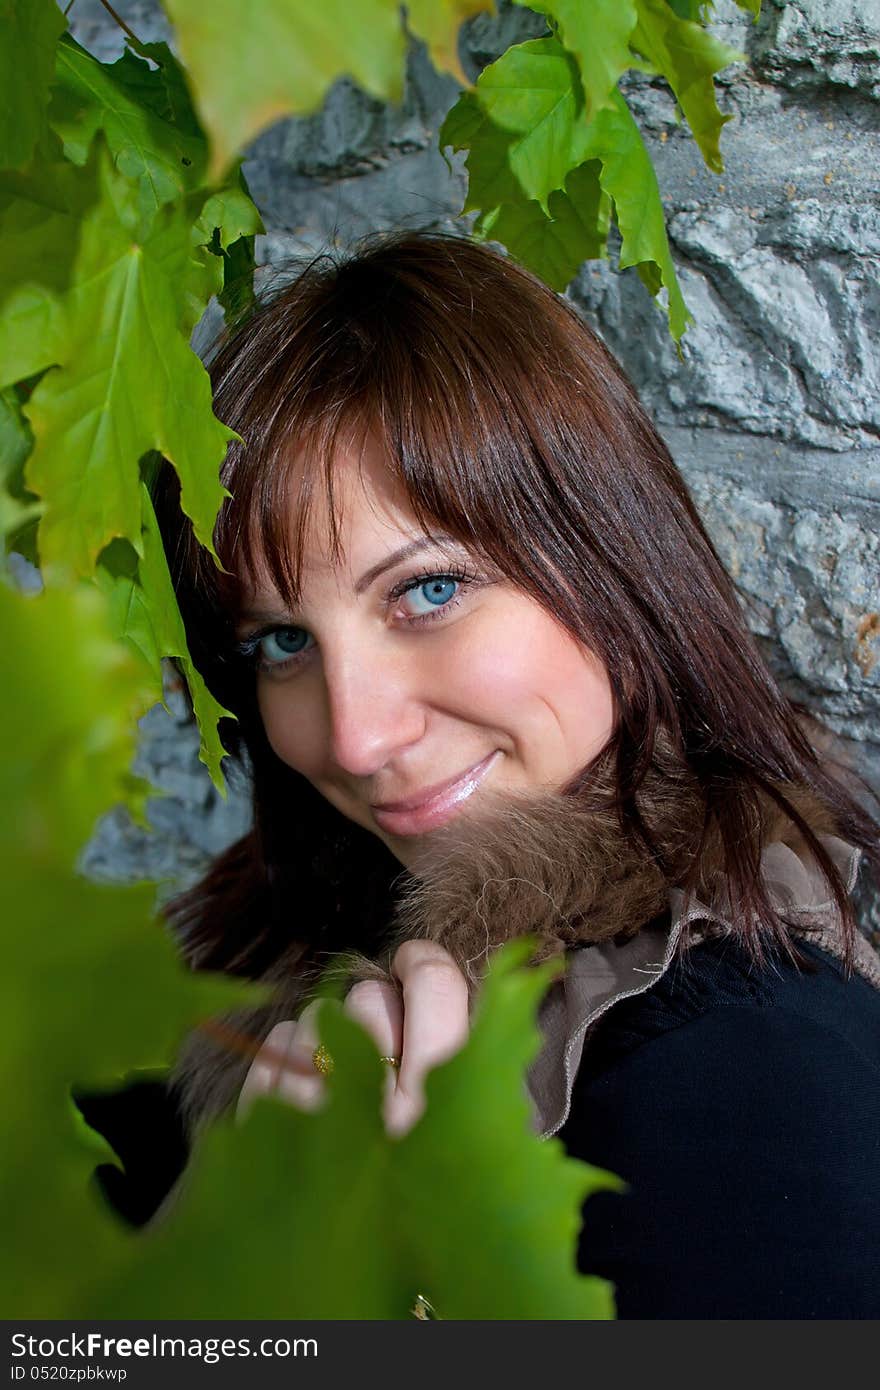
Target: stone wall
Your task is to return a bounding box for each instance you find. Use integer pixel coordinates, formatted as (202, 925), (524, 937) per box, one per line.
(70, 1), (879, 935)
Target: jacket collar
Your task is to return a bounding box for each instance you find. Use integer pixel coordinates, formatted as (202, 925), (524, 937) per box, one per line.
(528, 833), (870, 1139)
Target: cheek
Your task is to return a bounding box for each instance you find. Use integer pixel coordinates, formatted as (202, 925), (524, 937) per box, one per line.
(550, 647), (616, 756)
(455, 605), (613, 744)
(433, 615), (540, 714)
(256, 683), (320, 775)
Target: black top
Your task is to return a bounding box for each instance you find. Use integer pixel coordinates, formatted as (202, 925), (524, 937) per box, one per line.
(559, 936), (880, 1319)
(76, 935), (880, 1319)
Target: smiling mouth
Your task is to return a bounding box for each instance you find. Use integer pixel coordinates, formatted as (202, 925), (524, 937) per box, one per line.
(370, 751), (501, 837)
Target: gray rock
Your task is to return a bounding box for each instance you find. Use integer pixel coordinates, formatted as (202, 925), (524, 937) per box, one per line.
(667, 428), (880, 740)
(7, 550), (42, 594)
(78, 675), (252, 905)
(459, 1), (550, 77)
(260, 39), (459, 182)
(571, 195), (880, 450)
(244, 142), (465, 247)
(752, 0), (880, 100)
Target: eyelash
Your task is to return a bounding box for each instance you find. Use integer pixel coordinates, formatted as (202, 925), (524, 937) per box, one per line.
(233, 564), (483, 676)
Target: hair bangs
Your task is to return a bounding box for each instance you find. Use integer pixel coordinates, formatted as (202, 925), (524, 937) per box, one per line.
(208, 259), (542, 626)
(212, 409), (363, 620)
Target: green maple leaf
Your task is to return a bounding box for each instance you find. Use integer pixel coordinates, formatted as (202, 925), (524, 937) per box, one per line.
(441, 38), (595, 213)
(97, 940), (617, 1320)
(0, 135), (246, 786)
(483, 160), (610, 291)
(19, 137), (234, 577)
(581, 90), (691, 340)
(632, 0), (741, 174)
(95, 484), (233, 791)
(443, 35), (687, 333)
(196, 179), (264, 252)
(0, 0), (66, 169)
(49, 34), (208, 218)
(48, 33), (262, 318)
(0, 578), (263, 1317)
(129, 38), (206, 135)
(215, 221), (258, 326)
(1, 580), (150, 863)
(0, 386), (42, 550)
(162, 0), (408, 180)
(195, 169), (264, 326)
(523, 0), (638, 118)
(2, 862), (260, 1319)
(0, 140), (84, 387)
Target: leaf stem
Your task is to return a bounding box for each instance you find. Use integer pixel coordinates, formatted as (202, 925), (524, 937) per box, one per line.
(63, 1), (77, 16)
(97, 0), (142, 46)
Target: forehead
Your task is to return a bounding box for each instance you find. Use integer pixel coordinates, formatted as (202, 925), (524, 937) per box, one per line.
(304, 436), (421, 558)
(234, 428), (457, 607)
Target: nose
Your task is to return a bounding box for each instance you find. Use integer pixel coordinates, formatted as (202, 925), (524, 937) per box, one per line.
(321, 641), (427, 779)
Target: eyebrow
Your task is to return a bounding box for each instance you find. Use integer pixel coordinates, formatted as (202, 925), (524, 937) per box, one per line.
(355, 535), (462, 595)
(236, 534), (461, 625)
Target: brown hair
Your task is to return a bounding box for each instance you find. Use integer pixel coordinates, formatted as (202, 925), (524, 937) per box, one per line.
(152, 230), (878, 1012)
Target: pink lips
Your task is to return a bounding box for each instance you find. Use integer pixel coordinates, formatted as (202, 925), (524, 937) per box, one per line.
(371, 750), (500, 837)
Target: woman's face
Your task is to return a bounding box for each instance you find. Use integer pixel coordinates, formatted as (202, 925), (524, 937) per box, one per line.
(234, 434), (615, 870)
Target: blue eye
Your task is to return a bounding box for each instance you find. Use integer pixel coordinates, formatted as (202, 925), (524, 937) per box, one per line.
(403, 578), (459, 615)
(258, 627), (313, 665)
(235, 565), (480, 674)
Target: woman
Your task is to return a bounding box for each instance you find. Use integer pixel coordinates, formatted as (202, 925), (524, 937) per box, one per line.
(93, 231), (880, 1316)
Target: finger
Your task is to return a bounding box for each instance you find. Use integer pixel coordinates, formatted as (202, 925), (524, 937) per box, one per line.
(389, 941), (470, 1135)
(237, 1020), (299, 1121)
(343, 979), (404, 1058)
(236, 1003), (327, 1121)
(344, 979), (404, 1114)
(275, 1000), (331, 1109)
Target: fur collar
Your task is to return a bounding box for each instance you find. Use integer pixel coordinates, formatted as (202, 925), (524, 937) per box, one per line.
(170, 750), (866, 1137)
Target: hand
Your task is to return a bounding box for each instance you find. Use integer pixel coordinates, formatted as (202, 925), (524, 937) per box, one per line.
(237, 940), (470, 1137)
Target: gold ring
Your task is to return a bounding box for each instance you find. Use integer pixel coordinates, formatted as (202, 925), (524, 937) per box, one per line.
(379, 1055), (401, 1069)
(312, 1043), (334, 1075)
